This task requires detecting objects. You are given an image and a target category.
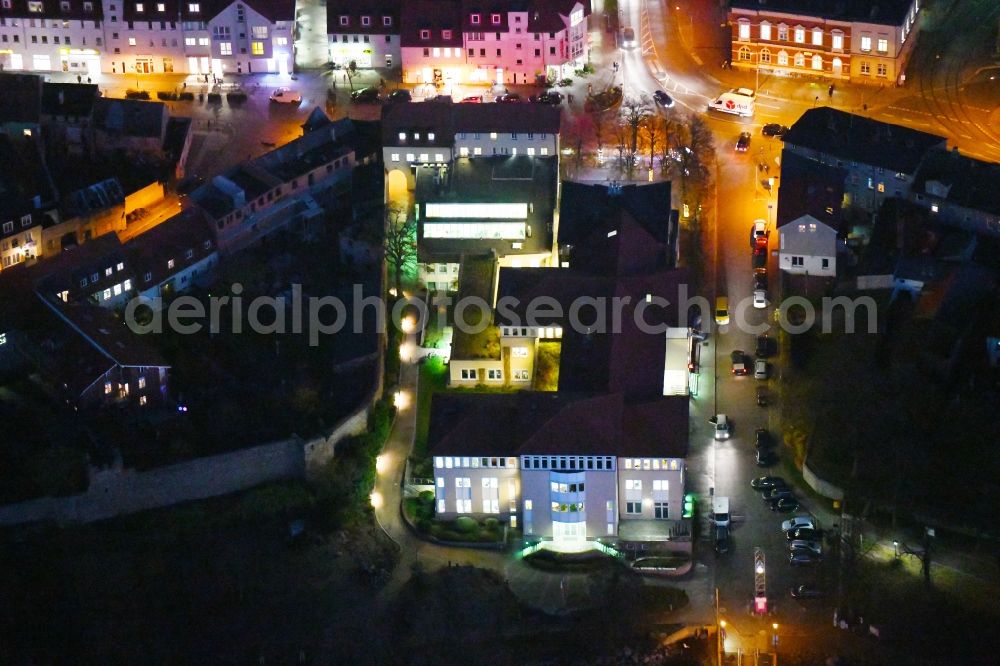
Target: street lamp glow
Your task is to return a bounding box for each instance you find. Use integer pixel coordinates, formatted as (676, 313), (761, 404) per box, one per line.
(400, 341), (414, 362)
(772, 623), (778, 630)
(376, 455), (388, 474)
(369, 491), (383, 508)
(401, 316), (415, 333)
(394, 390), (409, 409)
(756, 563), (765, 574)
(719, 620), (726, 628)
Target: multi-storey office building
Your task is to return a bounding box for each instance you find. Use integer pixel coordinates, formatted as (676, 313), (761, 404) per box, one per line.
(728, 0), (922, 85)
(399, 0), (590, 87)
(0, 0), (294, 75)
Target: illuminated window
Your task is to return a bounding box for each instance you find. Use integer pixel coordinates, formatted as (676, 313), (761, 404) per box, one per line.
(877, 63), (887, 77)
(860, 35), (872, 51)
(138, 377), (146, 389)
(128, 37), (136, 46)
(198, 37), (209, 46)
(737, 19), (750, 41)
(760, 22), (771, 40)
(103, 289), (111, 300)
(405, 153), (415, 161)
(831, 30), (844, 50)
(877, 37), (888, 53)
(877, 182), (885, 193)
(794, 52), (805, 67)
(390, 153), (400, 161)
(251, 41), (264, 55)
(135, 2), (143, 11)
(188, 2), (199, 11)
(777, 23), (787, 41)
(490, 132), (497, 139)
(28, 1), (42, 11)
(512, 346), (528, 358)
(251, 25), (267, 39)
(812, 55), (822, 70)
(156, 2), (164, 10)
(812, 28), (822, 46)
(524, 499), (532, 510)
(759, 47), (771, 63)
(167, 258), (175, 269)
(428, 132), (435, 140)
(220, 42), (232, 55)
(104, 382), (112, 394)
(435, 153), (444, 161)
(793, 26), (805, 43)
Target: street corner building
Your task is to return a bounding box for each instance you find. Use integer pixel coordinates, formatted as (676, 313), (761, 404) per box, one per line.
(728, 0), (922, 86)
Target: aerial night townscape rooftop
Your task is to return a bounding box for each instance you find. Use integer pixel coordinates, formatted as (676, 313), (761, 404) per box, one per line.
(1, 0), (998, 663)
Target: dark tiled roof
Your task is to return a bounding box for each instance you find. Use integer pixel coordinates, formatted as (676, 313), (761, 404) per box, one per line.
(125, 208), (215, 288)
(163, 117), (192, 161)
(559, 181), (676, 275)
(40, 83), (99, 119)
(326, 0), (401, 34)
(428, 391), (689, 458)
(0, 0), (102, 20)
(382, 101), (561, 142)
(776, 151), (846, 230)
(122, 0), (180, 22)
(0, 73), (42, 124)
(92, 98), (167, 139)
(400, 0), (463, 47)
(178, 0), (294, 21)
(30, 234), (131, 303)
(527, 0), (589, 33)
(912, 149), (1000, 218)
(45, 300), (169, 368)
(783, 108), (945, 175)
(64, 178), (126, 218)
(730, 0), (912, 24)
(496, 266), (689, 400)
(0, 134), (56, 223)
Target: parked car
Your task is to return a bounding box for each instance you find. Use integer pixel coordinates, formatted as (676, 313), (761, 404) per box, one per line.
(756, 448), (777, 466)
(773, 498), (800, 512)
(653, 90), (675, 107)
(754, 359), (769, 379)
(529, 90), (563, 105)
(754, 428), (773, 449)
(765, 489), (795, 503)
(791, 583), (825, 598)
(714, 524), (730, 555)
(711, 414), (731, 440)
(789, 550), (818, 565)
(786, 527), (823, 542)
(387, 89), (412, 103)
(351, 87), (381, 103)
(755, 334), (772, 358)
(756, 386), (768, 406)
(735, 131), (751, 152)
(495, 92), (522, 103)
(790, 540), (823, 556)
(753, 269), (768, 291)
(762, 123), (789, 137)
(782, 516), (815, 532)
(751, 476), (786, 490)
(752, 248), (767, 269)
(753, 289), (768, 309)
(715, 296), (730, 326)
(460, 95), (484, 103)
(269, 87), (301, 104)
(731, 350), (749, 376)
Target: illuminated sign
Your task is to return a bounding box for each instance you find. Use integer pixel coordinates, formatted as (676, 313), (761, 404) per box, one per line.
(426, 203), (527, 219)
(59, 48), (100, 56)
(423, 222), (525, 240)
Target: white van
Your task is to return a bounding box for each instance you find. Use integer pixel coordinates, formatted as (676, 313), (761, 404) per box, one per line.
(712, 496), (731, 527)
(621, 27), (637, 49)
(708, 87), (756, 117)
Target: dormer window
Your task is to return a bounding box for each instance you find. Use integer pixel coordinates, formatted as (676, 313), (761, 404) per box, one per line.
(28, 1), (43, 12)
(157, 2), (164, 10)
(339, 15), (349, 26)
(491, 13), (501, 25)
(361, 15), (371, 26)
(83, 1), (93, 11)
(188, 3), (199, 12)
(420, 29), (430, 39)
(470, 13), (480, 24)
(136, 3), (144, 12)
(167, 259), (175, 270)
(382, 16), (391, 26)
(793, 25), (805, 43)
(60, 0), (70, 10)
(398, 132), (406, 141)
(442, 29), (452, 40)
(428, 132), (435, 141)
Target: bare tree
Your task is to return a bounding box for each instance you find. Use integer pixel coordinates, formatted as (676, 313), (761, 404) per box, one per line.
(621, 97), (650, 168)
(383, 203), (416, 297)
(563, 113), (594, 175)
(591, 109), (608, 156)
(642, 114), (661, 171)
(612, 117), (630, 175)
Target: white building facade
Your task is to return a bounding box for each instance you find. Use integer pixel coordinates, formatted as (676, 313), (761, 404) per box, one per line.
(778, 214), (837, 276)
(0, 0), (292, 75)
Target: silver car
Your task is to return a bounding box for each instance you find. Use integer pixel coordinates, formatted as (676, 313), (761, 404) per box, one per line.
(789, 540), (822, 556)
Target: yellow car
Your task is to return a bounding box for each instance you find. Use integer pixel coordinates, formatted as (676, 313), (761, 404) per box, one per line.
(715, 296), (730, 326)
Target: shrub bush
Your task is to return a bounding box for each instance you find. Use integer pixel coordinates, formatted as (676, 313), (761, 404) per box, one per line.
(558, 77), (573, 87)
(207, 92), (222, 104)
(483, 517), (499, 530)
(226, 92), (248, 104)
(453, 516), (478, 533)
(178, 92), (195, 101)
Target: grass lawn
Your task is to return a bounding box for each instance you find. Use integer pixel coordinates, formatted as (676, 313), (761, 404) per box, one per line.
(533, 341), (561, 391)
(412, 356), (448, 475)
